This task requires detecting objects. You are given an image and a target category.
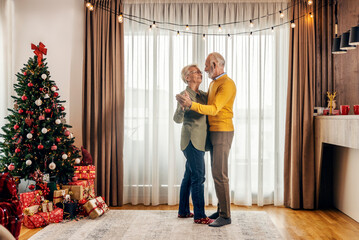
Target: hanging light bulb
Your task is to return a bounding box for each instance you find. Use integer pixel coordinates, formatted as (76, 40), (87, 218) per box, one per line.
(309, 12), (314, 18)
(291, 20), (296, 28)
(89, 5), (94, 11)
(118, 13), (123, 23)
(250, 32), (253, 36)
(149, 25), (152, 31)
(152, 21), (156, 28)
(271, 27), (274, 32)
(218, 24), (222, 32)
(279, 11), (285, 19)
(308, 0), (313, 5)
(185, 25), (189, 31)
(177, 31), (180, 36)
(86, 2), (91, 8)
(227, 34), (231, 39)
(202, 34), (206, 40)
(250, 20), (254, 28)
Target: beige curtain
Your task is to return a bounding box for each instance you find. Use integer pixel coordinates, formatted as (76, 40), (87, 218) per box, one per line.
(284, 0), (316, 209)
(83, 0), (124, 206)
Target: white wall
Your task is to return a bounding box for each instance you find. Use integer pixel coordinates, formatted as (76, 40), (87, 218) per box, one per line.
(13, 0), (84, 146)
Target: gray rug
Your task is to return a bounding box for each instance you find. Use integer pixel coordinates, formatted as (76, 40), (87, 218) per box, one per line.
(29, 210), (283, 240)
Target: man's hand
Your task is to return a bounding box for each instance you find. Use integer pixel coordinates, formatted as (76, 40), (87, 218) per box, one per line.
(176, 91), (192, 108)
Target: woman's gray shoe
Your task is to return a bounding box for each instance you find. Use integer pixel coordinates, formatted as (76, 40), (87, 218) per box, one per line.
(208, 216), (231, 227)
(208, 212), (219, 219)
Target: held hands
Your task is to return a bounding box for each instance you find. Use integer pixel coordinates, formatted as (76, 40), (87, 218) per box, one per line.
(176, 91), (192, 110)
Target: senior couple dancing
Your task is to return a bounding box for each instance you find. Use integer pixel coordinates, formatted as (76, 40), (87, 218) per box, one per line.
(174, 52), (236, 227)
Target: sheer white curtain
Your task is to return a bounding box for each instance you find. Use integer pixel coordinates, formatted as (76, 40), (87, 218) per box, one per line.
(0, 0), (15, 132)
(123, 1), (289, 206)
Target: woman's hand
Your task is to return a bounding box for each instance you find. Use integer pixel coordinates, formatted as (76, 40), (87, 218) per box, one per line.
(176, 91), (192, 108)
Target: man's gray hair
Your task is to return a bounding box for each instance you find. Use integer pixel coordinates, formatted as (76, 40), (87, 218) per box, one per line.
(181, 64), (199, 84)
(209, 52), (225, 67)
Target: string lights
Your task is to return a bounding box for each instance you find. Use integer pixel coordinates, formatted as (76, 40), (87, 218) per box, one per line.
(84, 0), (324, 36)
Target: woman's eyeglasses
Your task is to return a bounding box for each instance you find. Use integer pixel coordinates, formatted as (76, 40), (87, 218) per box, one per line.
(188, 70), (202, 75)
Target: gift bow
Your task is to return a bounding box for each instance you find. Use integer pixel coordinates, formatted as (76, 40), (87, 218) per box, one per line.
(31, 42), (47, 66)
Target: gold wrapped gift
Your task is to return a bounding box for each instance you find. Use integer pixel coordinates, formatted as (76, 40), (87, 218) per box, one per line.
(53, 189), (69, 204)
(62, 185), (84, 200)
(24, 205), (40, 216)
(83, 196), (109, 219)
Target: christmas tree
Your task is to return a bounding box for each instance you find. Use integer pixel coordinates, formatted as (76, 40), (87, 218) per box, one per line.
(0, 42), (81, 183)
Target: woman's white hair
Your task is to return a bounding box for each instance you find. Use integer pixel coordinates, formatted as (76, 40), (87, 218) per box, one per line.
(181, 64), (199, 84)
(209, 52), (225, 67)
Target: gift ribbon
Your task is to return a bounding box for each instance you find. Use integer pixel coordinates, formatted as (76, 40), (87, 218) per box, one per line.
(31, 42), (47, 66)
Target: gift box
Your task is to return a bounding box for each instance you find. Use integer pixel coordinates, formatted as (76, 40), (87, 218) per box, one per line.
(20, 190), (42, 209)
(56, 202), (78, 219)
(68, 180), (95, 200)
(23, 205), (39, 216)
(23, 208), (63, 229)
(61, 185), (83, 200)
(53, 189), (68, 204)
(83, 196), (109, 219)
(74, 165), (96, 179)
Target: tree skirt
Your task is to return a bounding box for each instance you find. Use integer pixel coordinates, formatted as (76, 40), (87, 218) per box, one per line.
(29, 210), (283, 240)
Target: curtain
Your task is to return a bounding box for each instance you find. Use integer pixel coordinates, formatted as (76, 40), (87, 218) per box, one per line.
(284, 0), (316, 209)
(83, 0), (124, 206)
(123, 1), (289, 206)
(314, 0), (334, 107)
(0, 0), (15, 133)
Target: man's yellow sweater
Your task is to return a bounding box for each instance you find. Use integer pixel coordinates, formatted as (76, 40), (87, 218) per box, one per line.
(190, 74), (236, 131)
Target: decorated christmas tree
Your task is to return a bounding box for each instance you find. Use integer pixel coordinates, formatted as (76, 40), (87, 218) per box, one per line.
(0, 42), (81, 183)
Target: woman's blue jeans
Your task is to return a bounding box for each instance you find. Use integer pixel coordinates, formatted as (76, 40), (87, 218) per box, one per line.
(178, 141), (206, 220)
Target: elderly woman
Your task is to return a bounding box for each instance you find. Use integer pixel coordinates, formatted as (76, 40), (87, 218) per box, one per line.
(173, 64), (213, 224)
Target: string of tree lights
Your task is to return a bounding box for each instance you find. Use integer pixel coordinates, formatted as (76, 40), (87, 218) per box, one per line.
(84, 0), (322, 37)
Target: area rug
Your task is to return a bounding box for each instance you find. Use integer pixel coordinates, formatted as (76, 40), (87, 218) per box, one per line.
(29, 210), (283, 240)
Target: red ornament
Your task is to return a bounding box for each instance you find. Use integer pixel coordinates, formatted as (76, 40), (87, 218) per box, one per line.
(72, 177), (78, 182)
(14, 124), (19, 130)
(18, 109), (24, 114)
(15, 148), (21, 153)
(39, 115), (45, 120)
(23, 72), (27, 76)
(53, 92), (59, 97)
(8, 164), (15, 171)
(28, 184), (35, 190)
(60, 106), (65, 111)
(30, 129), (35, 134)
(51, 145), (57, 151)
(21, 95), (28, 101)
(56, 137), (61, 143)
(39, 87), (43, 91)
(45, 108), (51, 113)
(27, 82), (33, 87)
(37, 144), (44, 150)
(64, 130), (70, 136)
(26, 110), (33, 114)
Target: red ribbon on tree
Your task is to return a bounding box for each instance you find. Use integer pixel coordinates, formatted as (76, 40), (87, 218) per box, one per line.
(31, 42), (47, 66)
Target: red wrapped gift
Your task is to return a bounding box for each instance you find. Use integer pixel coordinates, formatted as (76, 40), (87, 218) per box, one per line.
(74, 165), (96, 179)
(23, 207), (63, 229)
(20, 190), (42, 209)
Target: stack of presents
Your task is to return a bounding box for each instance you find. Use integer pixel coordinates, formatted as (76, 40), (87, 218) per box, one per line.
(0, 162), (109, 239)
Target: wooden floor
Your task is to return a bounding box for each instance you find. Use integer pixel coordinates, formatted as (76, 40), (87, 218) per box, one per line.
(19, 204), (359, 240)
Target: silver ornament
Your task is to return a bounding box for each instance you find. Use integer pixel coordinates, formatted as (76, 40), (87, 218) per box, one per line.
(55, 119), (61, 124)
(51, 86), (56, 92)
(27, 133), (33, 139)
(41, 74), (47, 80)
(35, 98), (42, 106)
(41, 128), (48, 134)
(74, 158), (81, 164)
(26, 160), (32, 166)
(62, 154), (68, 160)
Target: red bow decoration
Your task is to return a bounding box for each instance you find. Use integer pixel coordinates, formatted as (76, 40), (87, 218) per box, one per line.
(31, 42), (47, 66)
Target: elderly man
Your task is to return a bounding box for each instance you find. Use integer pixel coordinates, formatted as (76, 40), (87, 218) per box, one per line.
(176, 52), (236, 227)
